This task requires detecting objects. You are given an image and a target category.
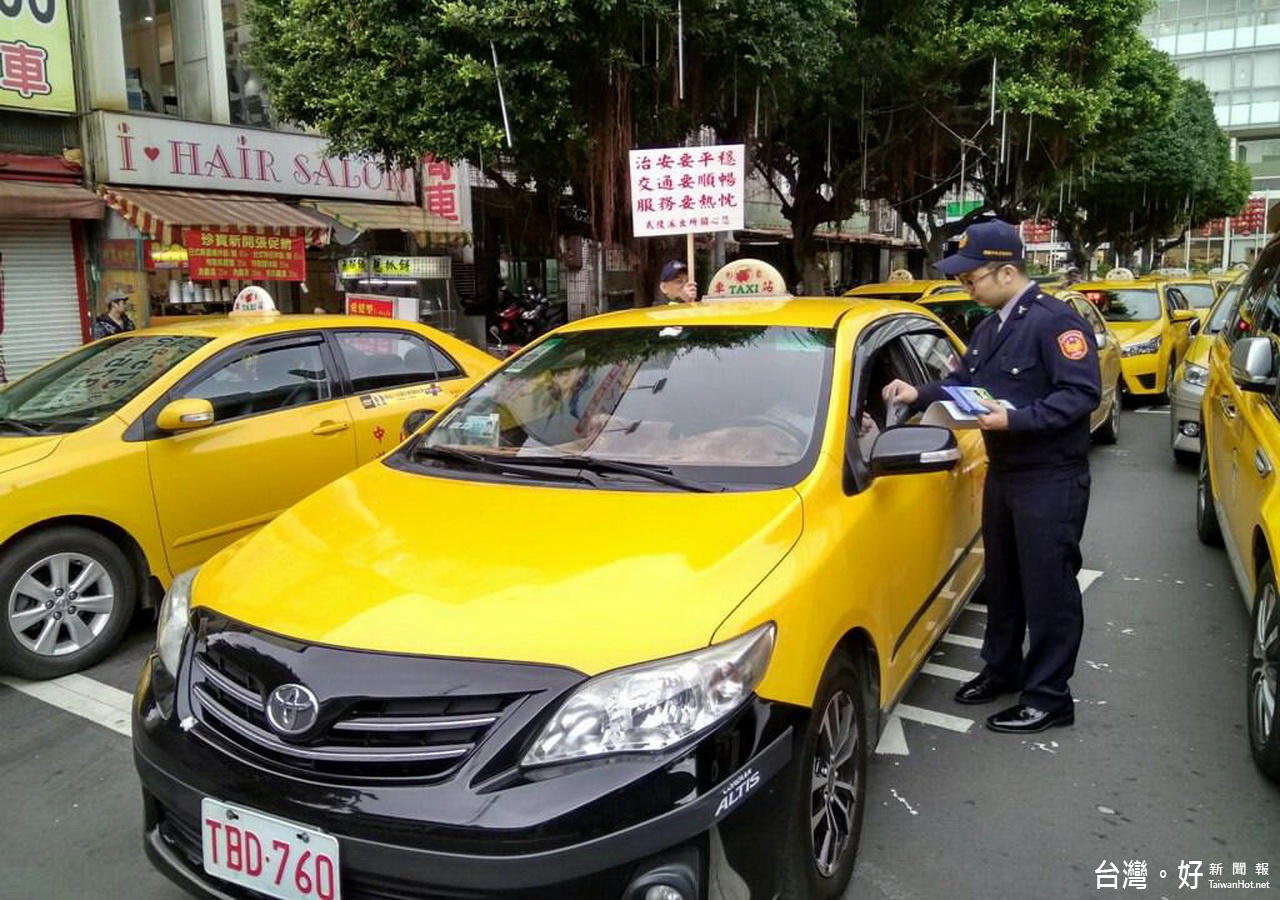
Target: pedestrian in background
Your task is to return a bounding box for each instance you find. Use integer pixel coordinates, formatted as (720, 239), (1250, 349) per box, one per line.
(881, 219), (1101, 734)
(658, 259), (698, 304)
(92, 292), (136, 340)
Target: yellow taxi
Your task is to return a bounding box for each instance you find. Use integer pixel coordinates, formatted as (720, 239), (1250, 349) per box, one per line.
(843, 277), (968, 303)
(1196, 236), (1280, 783)
(917, 289), (1122, 442)
(1160, 278), (1222, 323)
(1169, 280), (1246, 465)
(1076, 277), (1198, 399)
(0, 296), (495, 679)
(133, 261), (986, 899)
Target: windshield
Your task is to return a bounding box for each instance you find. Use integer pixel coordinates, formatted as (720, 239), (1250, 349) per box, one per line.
(1172, 283), (1217, 310)
(1207, 284), (1243, 335)
(404, 325), (835, 488)
(0, 335), (209, 432)
(919, 299), (993, 343)
(1086, 289), (1162, 323)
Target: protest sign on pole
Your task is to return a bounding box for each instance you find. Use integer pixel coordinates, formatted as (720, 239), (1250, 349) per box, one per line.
(628, 144), (745, 283)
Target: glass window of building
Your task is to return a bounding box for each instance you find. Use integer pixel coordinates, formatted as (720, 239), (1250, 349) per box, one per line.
(120, 0), (180, 116)
(223, 1), (271, 126)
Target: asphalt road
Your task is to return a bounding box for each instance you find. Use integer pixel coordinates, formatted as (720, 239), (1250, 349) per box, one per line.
(0, 407), (1276, 900)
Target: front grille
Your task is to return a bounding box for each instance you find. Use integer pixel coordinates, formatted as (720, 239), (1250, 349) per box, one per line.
(1138, 373), (1158, 390)
(190, 650), (522, 783)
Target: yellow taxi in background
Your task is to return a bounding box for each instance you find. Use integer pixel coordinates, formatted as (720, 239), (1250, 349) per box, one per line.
(844, 278), (968, 303)
(1077, 278), (1198, 399)
(133, 261), (986, 900)
(1196, 237), (1280, 783)
(1160, 278), (1222, 323)
(917, 289), (1121, 442)
(0, 305), (494, 678)
(1169, 280), (1246, 465)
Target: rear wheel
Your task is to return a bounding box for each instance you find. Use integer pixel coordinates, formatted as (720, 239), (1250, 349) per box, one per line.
(0, 527), (137, 679)
(1094, 381), (1120, 445)
(779, 654), (867, 899)
(1248, 563), (1280, 782)
(1196, 452), (1223, 546)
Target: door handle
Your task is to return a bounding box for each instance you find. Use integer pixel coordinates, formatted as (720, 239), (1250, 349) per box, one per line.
(1218, 396), (1237, 420)
(312, 421), (351, 436)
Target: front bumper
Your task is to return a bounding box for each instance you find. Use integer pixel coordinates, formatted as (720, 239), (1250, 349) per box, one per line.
(133, 629), (802, 900)
(1120, 355), (1161, 395)
(1169, 377), (1205, 454)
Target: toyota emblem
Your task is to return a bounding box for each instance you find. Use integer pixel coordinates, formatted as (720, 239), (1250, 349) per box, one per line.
(266, 683), (319, 736)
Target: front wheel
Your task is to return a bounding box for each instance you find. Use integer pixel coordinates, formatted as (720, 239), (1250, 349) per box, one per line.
(0, 527), (137, 679)
(1094, 382), (1121, 445)
(1248, 563), (1280, 782)
(1197, 452), (1223, 547)
(779, 654), (867, 899)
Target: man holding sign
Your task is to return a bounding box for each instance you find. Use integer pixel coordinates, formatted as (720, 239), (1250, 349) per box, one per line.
(658, 259), (698, 304)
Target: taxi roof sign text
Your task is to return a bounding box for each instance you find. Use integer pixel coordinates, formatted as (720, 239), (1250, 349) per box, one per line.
(704, 260), (791, 302)
(230, 286), (281, 318)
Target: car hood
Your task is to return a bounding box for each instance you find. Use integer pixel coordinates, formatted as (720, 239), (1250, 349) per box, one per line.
(1109, 321), (1163, 345)
(195, 463), (804, 675)
(0, 435), (63, 477)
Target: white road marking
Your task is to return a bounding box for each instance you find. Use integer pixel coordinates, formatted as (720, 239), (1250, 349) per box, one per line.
(966, 602), (988, 615)
(941, 633), (983, 649)
(1078, 568), (1104, 593)
(922, 662), (980, 682)
(1134, 406), (1170, 415)
(896, 703), (973, 733)
(0, 672), (132, 738)
(875, 714), (909, 755)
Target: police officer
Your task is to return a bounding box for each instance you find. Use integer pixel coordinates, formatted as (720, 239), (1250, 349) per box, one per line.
(882, 219), (1101, 734)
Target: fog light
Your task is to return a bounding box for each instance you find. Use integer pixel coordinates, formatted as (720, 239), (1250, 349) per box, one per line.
(644, 887), (688, 900)
(1180, 421), (1201, 438)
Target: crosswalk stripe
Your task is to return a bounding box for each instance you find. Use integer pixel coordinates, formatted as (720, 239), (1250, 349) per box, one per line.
(922, 662), (980, 682)
(941, 633), (983, 649)
(0, 673), (132, 738)
(896, 703), (974, 733)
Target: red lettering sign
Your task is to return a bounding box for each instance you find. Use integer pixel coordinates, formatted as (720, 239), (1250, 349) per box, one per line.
(183, 229), (306, 281)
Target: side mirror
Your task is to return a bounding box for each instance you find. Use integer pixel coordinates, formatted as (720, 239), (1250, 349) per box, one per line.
(869, 425), (961, 476)
(1095, 331), (1108, 348)
(1230, 337), (1278, 393)
(1188, 318), (1202, 338)
(156, 398), (215, 432)
(401, 408), (437, 441)
(1172, 309), (1198, 324)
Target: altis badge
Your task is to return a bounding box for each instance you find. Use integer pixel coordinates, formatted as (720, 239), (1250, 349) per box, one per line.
(1058, 330), (1088, 360)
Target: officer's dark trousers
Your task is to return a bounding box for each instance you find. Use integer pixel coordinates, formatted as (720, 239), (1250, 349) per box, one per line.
(980, 466), (1091, 713)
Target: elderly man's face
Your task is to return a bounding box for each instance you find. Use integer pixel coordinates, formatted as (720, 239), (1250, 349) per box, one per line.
(660, 272), (689, 300)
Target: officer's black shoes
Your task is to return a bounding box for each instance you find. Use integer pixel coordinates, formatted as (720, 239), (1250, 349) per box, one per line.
(985, 703), (1075, 733)
(954, 673), (1018, 705)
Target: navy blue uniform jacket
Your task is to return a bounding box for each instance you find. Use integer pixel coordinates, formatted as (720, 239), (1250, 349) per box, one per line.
(916, 288), (1102, 472)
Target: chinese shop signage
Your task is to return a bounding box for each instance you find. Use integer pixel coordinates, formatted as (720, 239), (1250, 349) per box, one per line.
(0, 0), (75, 113)
(628, 144), (745, 237)
(183, 229), (306, 282)
(345, 293), (396, 318)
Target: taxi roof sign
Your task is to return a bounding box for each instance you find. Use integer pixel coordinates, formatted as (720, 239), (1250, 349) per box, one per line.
(887, 269), (914, 283)
(704, 259), (791, 301)
(1107, 267), (1136, 282)
(229, 286), (281, 318)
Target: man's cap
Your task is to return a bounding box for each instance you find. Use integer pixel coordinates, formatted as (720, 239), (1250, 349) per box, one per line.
(659, 259), (689, 282)
(935, 219), (1024, 276)
(106, 290), (128, 302)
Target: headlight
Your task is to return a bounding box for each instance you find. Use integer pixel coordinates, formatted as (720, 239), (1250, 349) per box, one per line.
(156, 567), (198, 674)
(1122, 336), (1162, 357)
(522, 623), (775, 767)
(1182, 363), (1209, 388)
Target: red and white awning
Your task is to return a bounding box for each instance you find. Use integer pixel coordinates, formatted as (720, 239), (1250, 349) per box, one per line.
(100, 187), (331, 246)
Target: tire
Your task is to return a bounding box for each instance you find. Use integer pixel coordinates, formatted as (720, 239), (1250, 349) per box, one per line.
(1247, 562), (1280, 782)
(1163, 359), (1177, 403)
(0, 527), (137, 679)
(1196, 452), (1223, 547)
(1174, 448), (1198, 467)
(1094, 382), (1120, 445)
(779, 654), (868, 899)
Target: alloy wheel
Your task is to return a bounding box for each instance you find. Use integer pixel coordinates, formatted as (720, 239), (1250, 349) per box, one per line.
(6, 552), (116, 657)
(810, 690), (861, 877)
(1251, 582), (1278, 748)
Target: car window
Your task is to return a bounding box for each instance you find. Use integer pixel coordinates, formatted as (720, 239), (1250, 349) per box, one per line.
(1070, 299), (1107, 335)
(183, 343), (333, 423)
(1228, 249), (1280, 345)
(853, 336), (922, 459)
(1165, 287), (1190, 313)
(905, 331), (962, 382)
(411, 325), (835, 487)
(1085, 289), (1162, 322)
(428, 345), (463, 380)
(335, 331), (442, 393)
(918, 299), (993, 343)
(0, 335), (210, 433)
(1206, 284), (1244, 336)
(1173, 283), (1217, 310)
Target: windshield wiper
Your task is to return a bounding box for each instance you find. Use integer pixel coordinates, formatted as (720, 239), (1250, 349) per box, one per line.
(412, 446), (592, 485)
(504, 454), (723, 493)
(0, 417), (52, 435)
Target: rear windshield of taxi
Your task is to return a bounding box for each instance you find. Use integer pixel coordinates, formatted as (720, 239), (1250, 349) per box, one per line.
(1083, 289), (1162, 323)
(396, 325), (835, 490)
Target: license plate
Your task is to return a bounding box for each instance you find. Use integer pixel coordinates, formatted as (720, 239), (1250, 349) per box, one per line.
(201, 798), (341, 900)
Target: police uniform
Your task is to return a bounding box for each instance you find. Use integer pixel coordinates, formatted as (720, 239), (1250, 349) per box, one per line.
(918, 223), (1101, 729)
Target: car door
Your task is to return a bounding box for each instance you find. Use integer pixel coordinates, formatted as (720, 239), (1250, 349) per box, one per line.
(1164, 286), (1195, 366)
(842, 317), (984, 695)
(330, 329), (475, 460)
(145, 334), (357, 574)
(1069, 297), (1120, 429)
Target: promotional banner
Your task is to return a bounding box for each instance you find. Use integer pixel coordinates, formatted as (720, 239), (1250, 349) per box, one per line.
(628, 144), (745, 236)
(0, 0), (75, 113)
(183, 229), (306, 282)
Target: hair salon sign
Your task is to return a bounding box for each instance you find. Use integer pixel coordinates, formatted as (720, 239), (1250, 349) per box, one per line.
(89, 111), (414, 203)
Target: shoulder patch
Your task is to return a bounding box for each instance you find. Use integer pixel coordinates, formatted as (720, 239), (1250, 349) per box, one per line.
(1057, 329), (1088, 360)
